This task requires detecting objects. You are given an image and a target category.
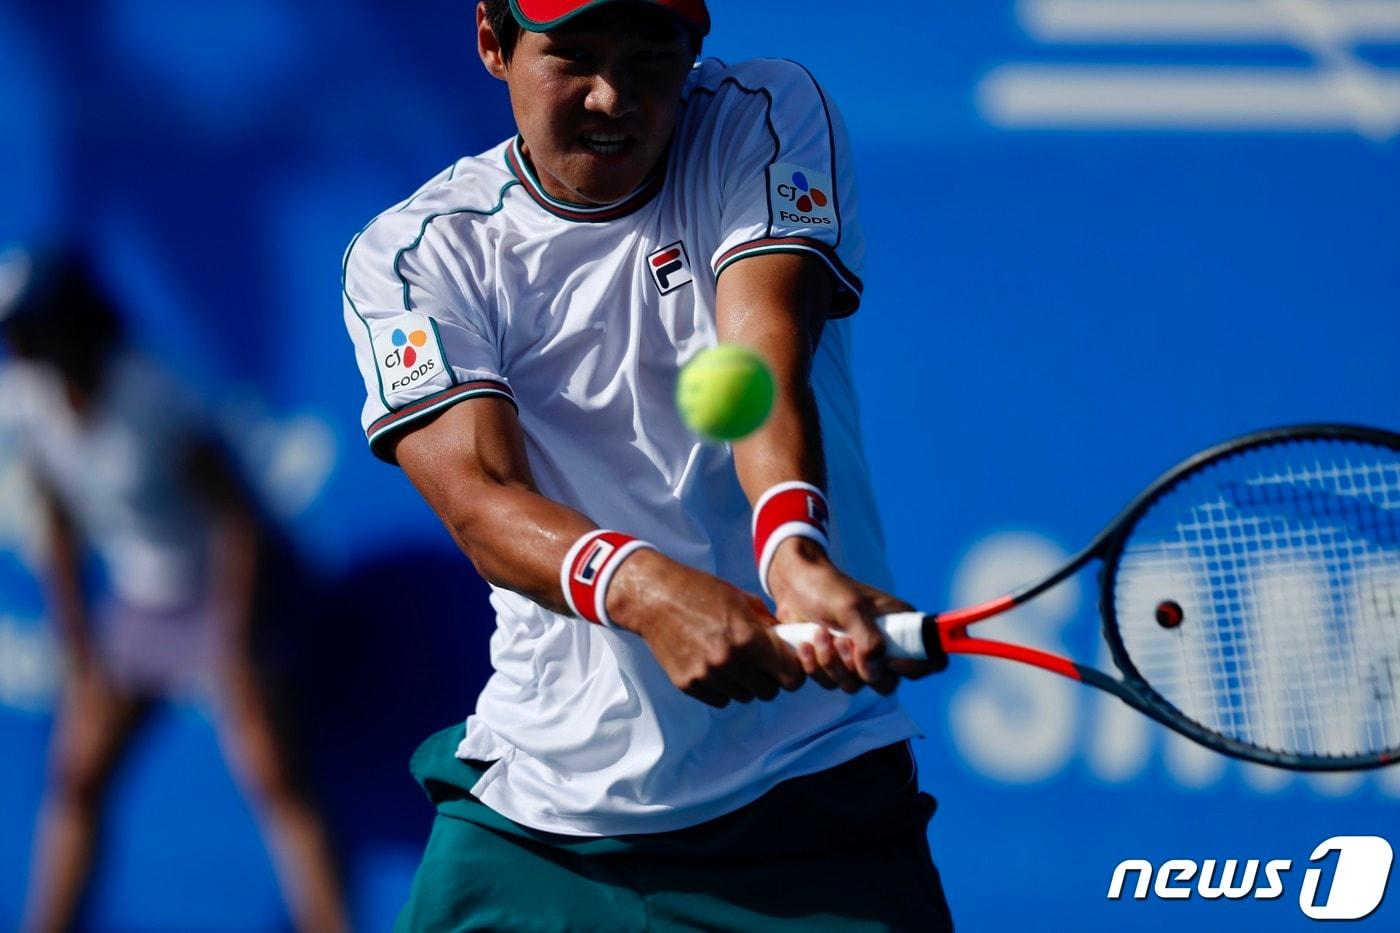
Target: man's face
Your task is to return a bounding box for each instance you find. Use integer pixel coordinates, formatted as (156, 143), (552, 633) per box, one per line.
(480, 7), (695, 205)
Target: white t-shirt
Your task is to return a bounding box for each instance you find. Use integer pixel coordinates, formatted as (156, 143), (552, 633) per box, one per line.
(342, 58), (917, 836)
(5, 351), (211, 609)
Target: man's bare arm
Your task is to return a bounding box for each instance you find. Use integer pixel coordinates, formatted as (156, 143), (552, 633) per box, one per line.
(392, 399), (805, 706)
(717, 253), (934, 690)
(394, 398), (594, 614)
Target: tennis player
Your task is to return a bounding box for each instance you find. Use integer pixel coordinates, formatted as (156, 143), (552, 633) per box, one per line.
(342, 1), (953, 928)
(5, 250), (349, 933)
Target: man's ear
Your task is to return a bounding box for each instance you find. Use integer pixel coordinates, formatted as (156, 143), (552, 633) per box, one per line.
(477, 2), (508, 80)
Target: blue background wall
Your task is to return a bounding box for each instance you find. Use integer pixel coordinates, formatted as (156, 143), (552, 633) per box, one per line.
(1, 1), (1396, 929)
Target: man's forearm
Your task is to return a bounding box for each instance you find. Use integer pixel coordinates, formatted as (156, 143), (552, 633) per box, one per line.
(394, 400), (662, 623)
(717, 254), (837, 588)
(716, 253), (832, 497)
(732, 383), (825, 505)
(433, 481), (600, 615)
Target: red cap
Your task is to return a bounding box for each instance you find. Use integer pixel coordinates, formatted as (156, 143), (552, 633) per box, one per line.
(509, 0), (711, 37)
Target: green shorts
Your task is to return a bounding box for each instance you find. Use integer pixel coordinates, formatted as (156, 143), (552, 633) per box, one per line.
(396, 724), (954, 932)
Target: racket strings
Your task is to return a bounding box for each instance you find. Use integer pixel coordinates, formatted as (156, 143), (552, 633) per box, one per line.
(1113, 439), (1400, 762)
(1236, 463), (1389, 752)
(1164, 498), (1383, 754)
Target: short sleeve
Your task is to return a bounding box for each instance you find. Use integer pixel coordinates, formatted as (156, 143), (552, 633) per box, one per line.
(704, 60), (866, 316)
(342, 213), (514, 464)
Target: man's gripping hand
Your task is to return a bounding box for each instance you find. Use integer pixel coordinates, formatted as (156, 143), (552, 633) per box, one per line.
(605, 549), (806, 708)
(767, 537), (943, 694)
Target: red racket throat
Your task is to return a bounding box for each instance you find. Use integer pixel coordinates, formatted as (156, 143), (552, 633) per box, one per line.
(774, 425), (1400, 772)
(935, 597), (1083, 682)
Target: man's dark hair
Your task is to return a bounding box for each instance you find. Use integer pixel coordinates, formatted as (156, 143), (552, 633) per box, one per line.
(482, 0), (524, 61)
(481, 0), (702, 63)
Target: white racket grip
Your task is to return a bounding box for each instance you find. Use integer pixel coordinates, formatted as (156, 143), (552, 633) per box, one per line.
(773, 612), (929, 661)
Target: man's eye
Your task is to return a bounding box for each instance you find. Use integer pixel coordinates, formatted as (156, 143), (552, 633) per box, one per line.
(549, 48), (591, 64)
(634, 49), (677, 64)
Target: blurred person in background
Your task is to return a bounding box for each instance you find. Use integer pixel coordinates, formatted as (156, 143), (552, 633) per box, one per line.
(0, 247), (350, 933)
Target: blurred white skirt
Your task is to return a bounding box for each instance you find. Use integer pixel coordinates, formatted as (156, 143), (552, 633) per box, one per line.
(94, 593), (221, 700)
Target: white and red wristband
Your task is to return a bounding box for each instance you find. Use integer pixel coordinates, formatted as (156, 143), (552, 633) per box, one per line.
(560, 529), (657, 627)
(753, 481), (831, 598)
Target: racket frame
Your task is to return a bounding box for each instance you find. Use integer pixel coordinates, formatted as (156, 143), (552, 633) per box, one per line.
(931, 423), (1400, 772)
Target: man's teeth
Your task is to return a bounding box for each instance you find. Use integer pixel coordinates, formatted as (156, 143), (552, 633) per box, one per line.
(582, 133), (627, 153)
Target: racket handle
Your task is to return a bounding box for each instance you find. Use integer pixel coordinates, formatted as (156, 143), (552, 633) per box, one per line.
(773, 612), (941, 663)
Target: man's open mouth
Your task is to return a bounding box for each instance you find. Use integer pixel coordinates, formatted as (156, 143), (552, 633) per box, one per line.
(579, 132), (632, 156)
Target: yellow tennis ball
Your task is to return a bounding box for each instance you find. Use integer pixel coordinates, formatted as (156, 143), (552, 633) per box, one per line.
(676, 344), (776, 441)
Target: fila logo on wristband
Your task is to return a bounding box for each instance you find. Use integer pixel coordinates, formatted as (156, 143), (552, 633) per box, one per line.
(561, 530), (656, 627)
(753, 481), (831, 598)
(573, 538), (614, 585)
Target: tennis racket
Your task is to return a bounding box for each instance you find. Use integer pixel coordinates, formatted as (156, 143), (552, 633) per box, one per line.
(775, 424), (1400, 771)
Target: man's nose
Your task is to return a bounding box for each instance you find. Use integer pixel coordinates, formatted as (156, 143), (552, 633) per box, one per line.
(585, 68), (640, 118)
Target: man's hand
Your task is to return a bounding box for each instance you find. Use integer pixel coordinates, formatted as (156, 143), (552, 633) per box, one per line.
(767, 537), (943, 694)
(606, 549), (806, 708)
(713, 253), (937, 696)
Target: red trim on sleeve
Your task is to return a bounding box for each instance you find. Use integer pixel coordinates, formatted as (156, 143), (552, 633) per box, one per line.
(713, 237), (864, 317)
(366, 380), (516, 464)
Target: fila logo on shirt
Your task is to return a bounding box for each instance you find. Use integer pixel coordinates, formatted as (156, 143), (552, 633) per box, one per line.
(573, 538), (616, 584)
(647, 241), (693, 295)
